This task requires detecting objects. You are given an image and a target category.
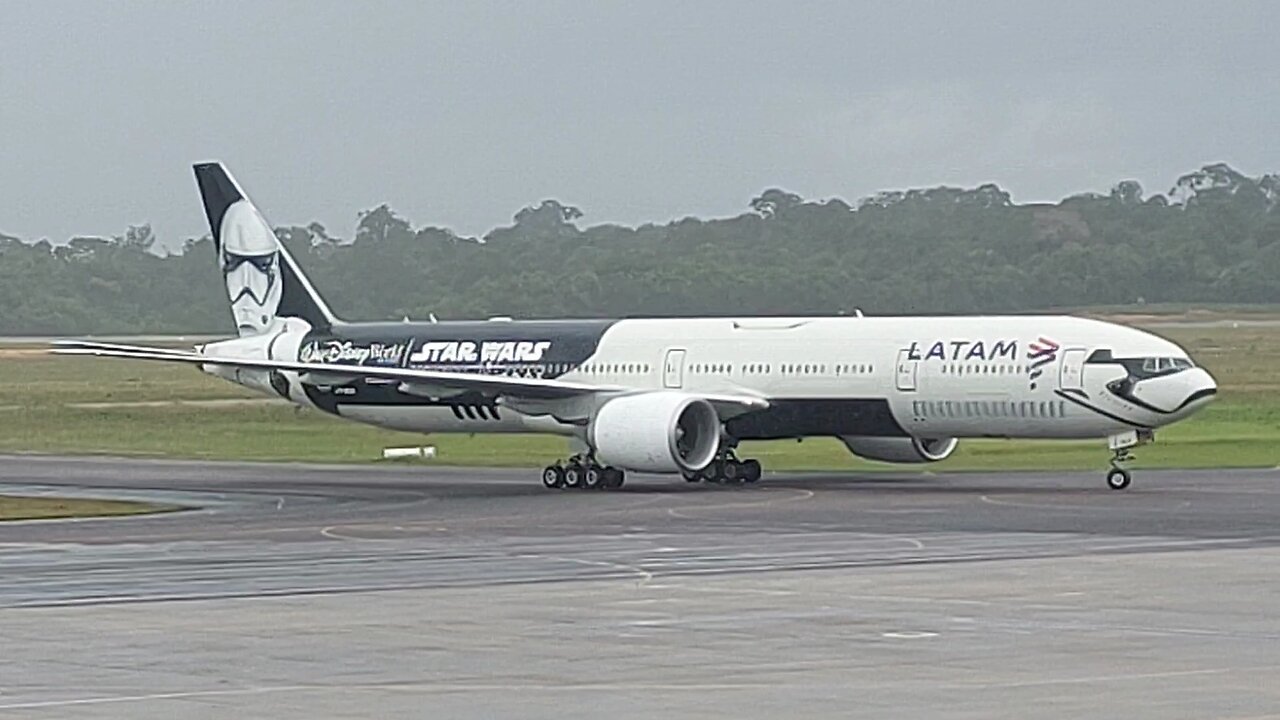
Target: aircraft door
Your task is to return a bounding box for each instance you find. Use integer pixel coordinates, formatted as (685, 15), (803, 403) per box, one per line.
(1059, 348), (1087, 391)
(895, 349), (918, 392)
(663, 348), (687, 389)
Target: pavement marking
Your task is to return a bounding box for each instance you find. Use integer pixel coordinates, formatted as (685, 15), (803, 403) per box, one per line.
(665, 487), (815, 519)
(0, 681), (776, 709)
(0, 685), (317, 710)
(518, 553), (655, 586)
(320, 525), (386, 542)
(949, 666), (1246, 690)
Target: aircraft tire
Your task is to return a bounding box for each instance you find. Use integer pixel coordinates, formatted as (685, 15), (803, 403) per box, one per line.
(542, 465), (565, 489)
(584, 465), (603, 490)
(1106, 468), (1132, 490)
(564, 463), (586, 489)
(603, 467), (625, 489)
(742, 459), (762, 483)
(699, 462), (716, 483)
(704, 460), (726, 484)
(722, 460), (742, 483)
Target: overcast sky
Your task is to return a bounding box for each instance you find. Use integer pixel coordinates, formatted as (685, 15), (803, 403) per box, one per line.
(1, 0), (1277, 248)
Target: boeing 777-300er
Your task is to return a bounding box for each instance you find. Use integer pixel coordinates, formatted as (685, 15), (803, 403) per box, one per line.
(55, 163), (1219, 491)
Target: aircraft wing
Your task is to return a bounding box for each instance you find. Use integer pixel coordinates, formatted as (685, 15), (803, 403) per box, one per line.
(51, 340), (770, 413)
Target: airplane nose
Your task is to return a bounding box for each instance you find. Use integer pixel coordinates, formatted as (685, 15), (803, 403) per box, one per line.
(1118, 366), (1217, 418)
(1182, 367), (1218, 409)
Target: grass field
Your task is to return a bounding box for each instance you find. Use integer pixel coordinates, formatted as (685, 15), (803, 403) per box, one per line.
(0, 495), (174, 521)
(0, 321), (1276, 471)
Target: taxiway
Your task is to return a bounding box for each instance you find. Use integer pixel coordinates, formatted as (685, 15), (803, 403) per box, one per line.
(2, 455), (1278, 718)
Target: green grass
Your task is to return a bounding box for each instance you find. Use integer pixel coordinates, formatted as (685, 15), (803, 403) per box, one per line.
(0, 321), (1277, 471)
(0, 495), (175, 521)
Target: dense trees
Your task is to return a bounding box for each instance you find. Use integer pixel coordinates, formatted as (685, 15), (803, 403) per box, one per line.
(1, 163), (1277, 335)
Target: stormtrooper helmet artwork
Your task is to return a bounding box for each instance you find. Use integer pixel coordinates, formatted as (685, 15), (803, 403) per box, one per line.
(219, 199), (282, 335)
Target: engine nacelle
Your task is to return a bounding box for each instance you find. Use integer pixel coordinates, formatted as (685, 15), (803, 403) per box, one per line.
(840, 436), (958, 464)
(589, 392), (720, 474)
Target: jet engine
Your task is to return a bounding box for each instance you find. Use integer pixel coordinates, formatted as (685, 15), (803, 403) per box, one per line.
(840, 436), (958, 464)
(589, 392), (720, 473)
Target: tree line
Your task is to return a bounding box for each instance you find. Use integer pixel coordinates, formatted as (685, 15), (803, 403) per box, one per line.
(1, 163), (1278, 335)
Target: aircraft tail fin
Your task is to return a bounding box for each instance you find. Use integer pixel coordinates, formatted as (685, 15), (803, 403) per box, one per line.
(193, 162), (338, 336)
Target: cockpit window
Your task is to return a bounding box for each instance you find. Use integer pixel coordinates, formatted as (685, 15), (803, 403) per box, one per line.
(1142, 357), (1167, 373)
(1129, 356), (1194, 378)
(1088, 350), (1194, 377)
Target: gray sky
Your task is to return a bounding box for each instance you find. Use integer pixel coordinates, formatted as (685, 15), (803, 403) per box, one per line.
(2, 1), (1277, 249)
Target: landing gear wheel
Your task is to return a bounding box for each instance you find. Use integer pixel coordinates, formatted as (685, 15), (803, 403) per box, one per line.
(703, 460), (725, 484)
(584, 465), (603, 490)
(1107, 468), (1132, 491)
(564, 463), (585, 489)
(722, 460), (742, 483)
(683, 471), (701, 483)
(742, 459), (762, 483)
(541, 465), (565, 489)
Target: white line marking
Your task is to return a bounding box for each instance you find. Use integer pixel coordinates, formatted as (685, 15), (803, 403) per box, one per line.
(319, 525), (386, 542)
(0, 681), (764, 709)
(953, 666), (1240, 690)
(0, 685), (315, 710)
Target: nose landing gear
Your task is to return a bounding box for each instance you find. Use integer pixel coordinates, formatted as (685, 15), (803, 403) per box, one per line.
(1105, 429), (1152, 490)
(1106, 462), (1132, 491)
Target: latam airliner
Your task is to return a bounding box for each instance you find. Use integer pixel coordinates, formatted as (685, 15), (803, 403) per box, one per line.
(55, 164), (1218, 491)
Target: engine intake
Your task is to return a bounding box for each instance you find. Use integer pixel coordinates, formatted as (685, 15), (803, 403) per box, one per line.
(589, 392), (720, 473)
(840, 436), (958, 464)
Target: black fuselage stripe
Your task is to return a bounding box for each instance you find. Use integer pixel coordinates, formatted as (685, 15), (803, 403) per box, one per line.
(1116, 386), (1217, 415)
(1054, 389), (1148, 429)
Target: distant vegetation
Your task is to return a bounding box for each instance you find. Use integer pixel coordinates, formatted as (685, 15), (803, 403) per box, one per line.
(1, 163), (1278, 335)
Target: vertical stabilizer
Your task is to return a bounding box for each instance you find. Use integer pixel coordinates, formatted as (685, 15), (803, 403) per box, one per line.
(193, 162), (338, 336)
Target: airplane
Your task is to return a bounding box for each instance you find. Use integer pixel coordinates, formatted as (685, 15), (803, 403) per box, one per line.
(54, 163), (1219, 492)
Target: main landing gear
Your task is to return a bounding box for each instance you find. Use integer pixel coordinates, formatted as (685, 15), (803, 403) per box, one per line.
(683, 449), (763, 485)
(1104, 429), (1152, 491)
(542, 455), (625, 491)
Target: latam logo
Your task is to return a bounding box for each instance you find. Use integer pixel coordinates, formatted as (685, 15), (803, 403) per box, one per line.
(905, 339), (1018, 362)
(1027, 337), (1060, 390)
(409, 340), (552, 365)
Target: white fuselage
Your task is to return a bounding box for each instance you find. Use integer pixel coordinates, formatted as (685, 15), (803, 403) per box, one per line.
(205, 314), (1217, 444)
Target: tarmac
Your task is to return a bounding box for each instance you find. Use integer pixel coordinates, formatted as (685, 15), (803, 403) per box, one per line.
(1, 455), (1279, 719)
